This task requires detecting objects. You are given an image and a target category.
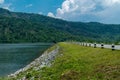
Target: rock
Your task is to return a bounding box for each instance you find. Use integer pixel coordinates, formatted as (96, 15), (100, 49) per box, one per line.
(8, 46), (59, 78)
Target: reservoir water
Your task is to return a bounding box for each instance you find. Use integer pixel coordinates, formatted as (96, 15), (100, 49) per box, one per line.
(0, 43), (52, 76)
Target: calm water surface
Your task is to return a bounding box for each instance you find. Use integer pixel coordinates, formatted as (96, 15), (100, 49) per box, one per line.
(0, 43), (52, 76)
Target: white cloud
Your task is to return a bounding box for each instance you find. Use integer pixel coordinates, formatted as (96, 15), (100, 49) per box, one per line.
(25, 4), (33, 8)
(2, 3), (12, 10)
(57, 0), (96, 16)
(50, 0), (120, 24)
(0, 0), (13, 11)
(47, 12), (55, 18)
(103, 0), (120, 6)
(3, 4), (11, 10)
(38, 12), (43, 15)
(0, 0), (4, 4)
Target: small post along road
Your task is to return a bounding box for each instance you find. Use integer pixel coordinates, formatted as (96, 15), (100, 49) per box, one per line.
(71, 42), (120, 50)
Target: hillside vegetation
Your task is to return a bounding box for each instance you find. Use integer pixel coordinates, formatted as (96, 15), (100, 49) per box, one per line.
(0, 8), (120, 43)
(5, 42), (120, 80)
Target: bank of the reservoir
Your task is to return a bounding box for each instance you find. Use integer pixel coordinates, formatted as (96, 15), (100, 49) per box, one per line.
(8, 44), (59, 80)
(1, 42), (120, 80)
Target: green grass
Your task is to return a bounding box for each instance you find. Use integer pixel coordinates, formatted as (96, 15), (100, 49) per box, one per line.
(2, 42), (120, 80)
(39, 42), (120, 80)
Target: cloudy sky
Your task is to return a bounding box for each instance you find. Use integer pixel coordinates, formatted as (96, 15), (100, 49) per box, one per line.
(0, 0), (120, 24)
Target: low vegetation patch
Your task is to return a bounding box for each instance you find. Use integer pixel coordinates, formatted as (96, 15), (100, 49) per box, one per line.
(39, 42), (120, 80)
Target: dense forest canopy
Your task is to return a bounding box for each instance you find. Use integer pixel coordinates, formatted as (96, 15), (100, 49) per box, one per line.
(0, 8), (120, 43)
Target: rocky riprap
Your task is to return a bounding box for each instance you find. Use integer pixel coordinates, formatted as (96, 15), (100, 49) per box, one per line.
(8, 45), (59, 79)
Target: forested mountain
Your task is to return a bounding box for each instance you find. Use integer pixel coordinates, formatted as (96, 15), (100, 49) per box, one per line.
(0, 8), (120, 43)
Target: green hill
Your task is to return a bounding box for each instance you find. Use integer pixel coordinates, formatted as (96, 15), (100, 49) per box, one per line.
(0, 8), (120, 43)
(4, 42), (120, 80)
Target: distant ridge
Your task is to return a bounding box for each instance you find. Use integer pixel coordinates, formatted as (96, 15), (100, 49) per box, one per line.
(0, 8), (120, 43)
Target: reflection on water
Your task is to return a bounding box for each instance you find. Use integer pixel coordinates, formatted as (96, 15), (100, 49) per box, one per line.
(0, 43), (52, 76)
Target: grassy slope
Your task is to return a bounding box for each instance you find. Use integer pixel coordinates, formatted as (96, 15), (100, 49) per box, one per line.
(1, 42), (120, 80)
(39, 42), (120, 80)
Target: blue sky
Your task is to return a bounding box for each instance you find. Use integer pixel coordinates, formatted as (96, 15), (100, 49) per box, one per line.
(0, 0), (63, 15)
(0, 0), (120, 24)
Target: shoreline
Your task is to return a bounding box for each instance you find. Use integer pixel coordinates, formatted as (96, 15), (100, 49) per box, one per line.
(8, 45), (59, 78)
